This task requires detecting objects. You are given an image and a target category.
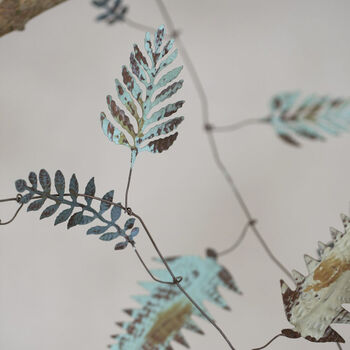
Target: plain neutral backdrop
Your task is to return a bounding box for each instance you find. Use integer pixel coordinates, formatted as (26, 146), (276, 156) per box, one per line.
(1, 0), (350, 349)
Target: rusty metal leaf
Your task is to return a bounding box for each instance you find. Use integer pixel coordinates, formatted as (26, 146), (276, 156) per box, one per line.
(280, 213), (350, 344)
(109, 254), (241, 349)
(14, 170), (138, 249)
(268, 92), (350, 146)
(100, 25), (185, 167)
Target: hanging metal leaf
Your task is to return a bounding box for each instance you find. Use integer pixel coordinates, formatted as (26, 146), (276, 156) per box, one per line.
(100, 25), (185, 167)
(14, 170), (139, 249)
(280, 214), (350, 344)
(108, 253), (241, 349)
(92, 0), (128, 24)
(268, 92), (350, 146)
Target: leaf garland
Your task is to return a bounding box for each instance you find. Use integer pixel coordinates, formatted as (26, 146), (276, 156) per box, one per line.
(269, 92), (350, 146)
(280, 213), (350, 344)
(109, 254), (241, 349)
(100, 25), (185, 166)
(92, 0), (128, 24)
(15, 169), (139, 249)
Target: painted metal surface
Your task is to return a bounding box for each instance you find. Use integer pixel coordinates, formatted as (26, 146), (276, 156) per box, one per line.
(15, 169), (138, 249)
(280, 214), (350, 343)
(92, 0), (128, 24)
(100, 25), (184, 166)
(109, 254), (241, 349)
(269, 92), (350, 146)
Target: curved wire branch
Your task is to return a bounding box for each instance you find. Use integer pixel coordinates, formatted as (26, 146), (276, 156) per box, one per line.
(217, 220), (255, 257)
(252, 334), (285, 350)
(0, 194), (24, 225)
(209, 117), (269, 133)
(155, 0), (293, 282)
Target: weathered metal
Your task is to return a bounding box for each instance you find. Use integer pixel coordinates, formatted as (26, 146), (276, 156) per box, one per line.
(100, 25), (184, 166)
(269, 92), (350, 146)
(109, 253), (241, 349)
(280, 214), (350, 343)
(15, 169), (138, 249)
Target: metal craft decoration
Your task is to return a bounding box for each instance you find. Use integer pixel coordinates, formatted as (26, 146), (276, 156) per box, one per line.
(109, 253), (241, 349)
(14, 169), (138, 249)
(280, 213), (350, 344)
(269, 92), (350, 146)
(100, 25), (184, 166)
(92, 0), (128, 24)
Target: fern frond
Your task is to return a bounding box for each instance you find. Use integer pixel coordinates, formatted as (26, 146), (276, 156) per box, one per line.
(15, 169), (139, 250)
(100, 25), (185, 166)
(269, 92), (350, 146)
(109, 254), (241, 349)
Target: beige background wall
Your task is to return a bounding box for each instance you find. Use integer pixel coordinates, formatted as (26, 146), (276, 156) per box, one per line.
(1, 0), (350, 349)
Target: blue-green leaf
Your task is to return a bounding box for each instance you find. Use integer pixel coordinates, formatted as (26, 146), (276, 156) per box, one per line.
(100, 190), (114, 214)
(40, 204), (59, 220)
(84, 178), (96, 206)
(27, 198), (46, 212)
(67, 211), (83, 229)
(15, 179), (26, 192)
(124, 218), (135, 230)
(69, 174), (79, 199)
(54, 170), (65, 197)
(28, 172), (37, 189)
(100, 232), (120, 241)
(55, 208), (73, 225)
(130, 227), (139, 238)
(39, 169), (51, 193)
(146, 101), (184, 126)
(87, 225), (109, 235)
(100, 112), (129, 147)
(155, 66), (183, 90)
(111, 204), (122, 222)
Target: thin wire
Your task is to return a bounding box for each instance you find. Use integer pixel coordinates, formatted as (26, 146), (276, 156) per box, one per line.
(0, 203), (24, 225)
(131, 243), (182, 285)
(337, 342), (343, 350)
(210, 118), (268, 133)
(155, 0), (293, 282)
(124, 163), (133, 212)
(130, 209), (235, 350)
(217, 220), (252, 257)
(0, 194), (23, 225)
(252, 334), (285, 350)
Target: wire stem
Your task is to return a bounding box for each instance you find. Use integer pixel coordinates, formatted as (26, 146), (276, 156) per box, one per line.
(131, 243), (182, 285)
(336, 342), (343, 350)
(210, 118), (268, 133)
(252, 334), (285, 350)
(131, 209), (235, 350)
(155, 0), (292, 282)
(217, 220), (252, 257)
(124, 163), (133, 212)
(124, 18), (157, 33)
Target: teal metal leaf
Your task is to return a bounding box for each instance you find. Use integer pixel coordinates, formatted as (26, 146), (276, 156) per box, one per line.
(14, 170), (138, 249)
(269, 92), (350, 146)
(109, 254), (241, 349)
(100, 25), (185, 167)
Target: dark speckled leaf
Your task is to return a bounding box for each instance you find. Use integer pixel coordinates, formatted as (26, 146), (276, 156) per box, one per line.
(84, 178), (96, 206)
(54, 170), (65, 197)
(67, 212), (83, 229)
(28, 172), (37, 189)
(114, 240), (128, 250)
(142, 133), (179, 154)
(15, 179), (26, 192)
(39, 169), (51, 193)
(40, 204), (59, 219)
(69, 174), (79, 200)
(100, 190), (114, 214)
(54, 208), (73, 225)
(111, 204), (122, 222)
(124, 218), (135, 230)
(27, 198), (46, 212)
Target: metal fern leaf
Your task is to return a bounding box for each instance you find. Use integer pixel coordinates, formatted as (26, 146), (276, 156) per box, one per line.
(109, 253), (241, 349)
(15, 169), (139, 249)
(268, 92), (350, 146)
(100, 25), (185, 166)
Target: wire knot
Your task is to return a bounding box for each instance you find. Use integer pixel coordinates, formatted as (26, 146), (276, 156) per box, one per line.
(174, 276), (182, 284)
(16, 194), (22, 203)
(249, 219), (257, 226)
(126, 207), (133, 216)
(204, 123), (213, 132)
